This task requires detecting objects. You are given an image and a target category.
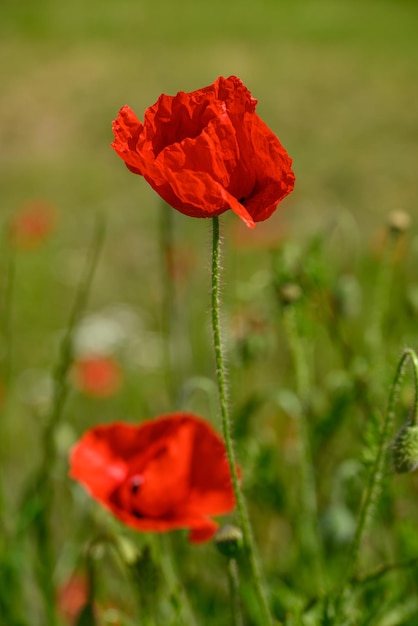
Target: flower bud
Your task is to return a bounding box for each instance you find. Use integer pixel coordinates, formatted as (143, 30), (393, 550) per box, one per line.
(387, 210), (411, 236)
(214, 524), (243, 559)
(392, 423), (418, 473)
(278, 283), (302, 306)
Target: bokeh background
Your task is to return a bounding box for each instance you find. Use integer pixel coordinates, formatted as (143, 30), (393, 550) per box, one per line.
(2, 2), (418, 622)
(2, 0), (418, 405)
(3, 0), (418, 232)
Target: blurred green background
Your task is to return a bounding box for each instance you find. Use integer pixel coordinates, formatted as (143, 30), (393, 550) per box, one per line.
(2, 0), (418, 531)
(2, 0), (418, 404)
(2, 0), (418, 233)
(2, 1), (418, 623)
(2, 0), (417, 329)
(2, 0), (418, 485)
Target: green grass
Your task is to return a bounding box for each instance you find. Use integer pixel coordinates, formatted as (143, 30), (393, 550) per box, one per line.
(2, 1), (418, 624)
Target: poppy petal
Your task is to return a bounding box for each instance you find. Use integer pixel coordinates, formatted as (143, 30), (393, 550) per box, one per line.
(188, 519), (219, 544)
(111, 76), (294, 227)
(70, 413), (236, 543)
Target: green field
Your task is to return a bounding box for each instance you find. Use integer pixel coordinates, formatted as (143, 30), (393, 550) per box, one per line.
(2, 1), (418, 624)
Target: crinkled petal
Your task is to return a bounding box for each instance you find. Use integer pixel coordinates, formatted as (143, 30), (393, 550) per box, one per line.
(213, 75), (257, 116)
(243, 115), (295, 223)
(111, 105), (146, 172)
(111, 77), (294, 227)
(152, 167), (255, 227)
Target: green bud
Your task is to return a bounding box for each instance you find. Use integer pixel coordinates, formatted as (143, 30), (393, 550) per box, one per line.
(392, 423), (418, 473)
(278, 283), (302, 306)
(214, 525), (243, 559)
(387, 209), (411, 236)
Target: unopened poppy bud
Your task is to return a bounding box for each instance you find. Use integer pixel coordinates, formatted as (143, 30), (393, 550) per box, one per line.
(392, 423), (418, 473)
(278, 283), (302, 306)
(214, 524), (243, 559)
(387, 210), (411, 236)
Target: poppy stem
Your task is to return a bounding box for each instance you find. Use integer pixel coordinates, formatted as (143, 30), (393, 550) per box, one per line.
(334, 347), (418, 621)
(211, 216), (275, 626)
(227, 558), (244, 626)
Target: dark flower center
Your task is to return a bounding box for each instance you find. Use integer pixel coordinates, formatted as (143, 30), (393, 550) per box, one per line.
(130, 475), (144, 495)
(129, 475), (145, 518)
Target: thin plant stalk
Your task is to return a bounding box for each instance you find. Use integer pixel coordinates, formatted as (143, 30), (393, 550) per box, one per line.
(43, 215), (106, 463)
(282, 303), (324, 592)
(108, 533), (191, 626)
(85, 534), (155, 626)
(367, 227), (400, 368)
(0, 244), (18, 626)
(334, 348), (418, 620)
(211, 215), (275, 626)
(352, 555), (418, 588)
(157, 534), (197, 625)
(0, 236), (16, 525)
(227, 558), (244, 626)
(23, 215), (105, 625)
(1, 234), (16, 385)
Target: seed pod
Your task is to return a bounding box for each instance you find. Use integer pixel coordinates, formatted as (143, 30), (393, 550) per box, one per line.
(214, 525), (243, 559)
(392, 423), (418, 473)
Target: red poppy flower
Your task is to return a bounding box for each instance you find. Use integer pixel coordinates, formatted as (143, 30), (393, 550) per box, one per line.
(57, 574), (89, 624)
(9, 200), (56, 249)
(70, 413), (235, 543)
(111, 76), (295, 229)
(72, 356), (122, 398)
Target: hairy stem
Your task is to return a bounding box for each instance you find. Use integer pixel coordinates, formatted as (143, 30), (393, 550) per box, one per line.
(334, 348), (418, 621)
(211, 216), (275, 626)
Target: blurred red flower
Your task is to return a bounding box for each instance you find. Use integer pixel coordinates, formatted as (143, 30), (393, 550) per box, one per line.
(112, 75), (295, 229)
(9, 200), (56, 249)
(58, 574), (123, 625)
(72, 356), (122, 398)
(70, 413), (235, 542)
(57, 574), (88, 624)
